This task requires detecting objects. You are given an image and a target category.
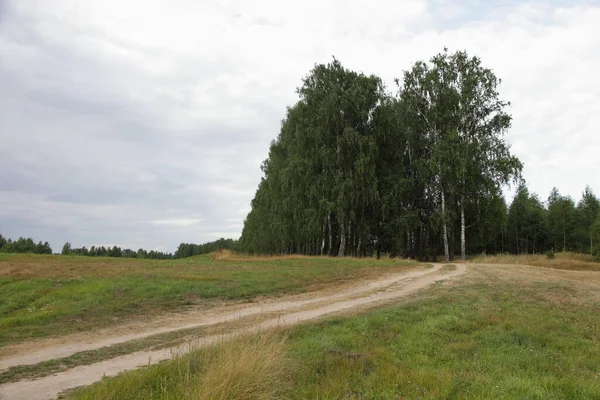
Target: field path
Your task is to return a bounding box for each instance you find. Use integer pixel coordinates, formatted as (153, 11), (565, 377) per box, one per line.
(0, 263), (466, 400)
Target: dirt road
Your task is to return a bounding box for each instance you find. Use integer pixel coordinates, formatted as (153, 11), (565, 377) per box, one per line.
(0, 263), (466, 400)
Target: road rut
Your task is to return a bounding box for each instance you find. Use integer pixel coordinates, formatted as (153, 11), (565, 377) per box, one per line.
(0, 263), (466, 400)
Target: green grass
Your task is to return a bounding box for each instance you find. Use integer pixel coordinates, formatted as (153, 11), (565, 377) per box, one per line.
(68, 268), (600, 399)
(0, 323), (212, 384)
(0, 253), (418, 346)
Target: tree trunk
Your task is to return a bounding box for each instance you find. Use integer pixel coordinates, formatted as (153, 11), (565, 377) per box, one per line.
(441, 191), (450, 261)
(327, 214), (333, 257)
(321, 221), (326, 255)
(347, 223), (352, 256)
(460, 197), (466, 261)
(416, 226), (422, 261)
(563, 227), (566, 252)
(338, 220), (346, 257)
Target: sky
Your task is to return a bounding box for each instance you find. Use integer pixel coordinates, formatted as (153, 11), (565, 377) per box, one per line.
(1, 0), (599, 253)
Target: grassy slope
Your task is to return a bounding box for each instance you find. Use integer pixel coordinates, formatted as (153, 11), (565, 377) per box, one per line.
(69, 265), (600, 400)
(0, 253), (418, 346)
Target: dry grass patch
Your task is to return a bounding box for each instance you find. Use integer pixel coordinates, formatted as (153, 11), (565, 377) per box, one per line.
(438, 264), (457, 273)
(210, 249), (315, 262)
(470, 252), (600, 271)
(193, 333), (290, 400)
(67, 332), (291, 400)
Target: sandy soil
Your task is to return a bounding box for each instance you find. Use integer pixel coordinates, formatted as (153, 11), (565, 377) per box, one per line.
(0, 263), (466, 400)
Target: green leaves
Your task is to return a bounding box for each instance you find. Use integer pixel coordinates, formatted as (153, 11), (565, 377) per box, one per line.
(243, 51), (600, 260)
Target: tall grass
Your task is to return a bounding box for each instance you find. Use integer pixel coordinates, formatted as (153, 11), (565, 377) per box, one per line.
(194, 333), (290, 400)
(470, 252), (600, 271)
(69, 333), (290, 400)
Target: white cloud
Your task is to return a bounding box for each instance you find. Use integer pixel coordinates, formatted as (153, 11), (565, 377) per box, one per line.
(150, 218), (203, 227)
(0, 0), (598, 251)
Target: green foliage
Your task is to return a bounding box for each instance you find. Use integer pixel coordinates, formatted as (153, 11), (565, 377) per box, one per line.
(547, 188), (577, 252)
(546, 250), (555, 259)
(576, 186), (600, 254)
(239, 51), (600, 259)
(61, 238), (241, 259)
(174, 238), (239, 258)
(61, 242), (71, 256)
(240, 50), (522, 260)
(506, 184), (549, 254)
(591, 214), (600, 257)
(62, 244), (173, 259)
(0, 235), (52, 254)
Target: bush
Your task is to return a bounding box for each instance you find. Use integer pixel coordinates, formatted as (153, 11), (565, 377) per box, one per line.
(546, 250), (555, 259)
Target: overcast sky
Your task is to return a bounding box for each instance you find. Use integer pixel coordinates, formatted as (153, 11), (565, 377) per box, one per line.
(1, 0), (599, 252)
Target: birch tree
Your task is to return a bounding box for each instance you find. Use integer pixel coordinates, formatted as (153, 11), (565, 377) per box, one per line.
(444, 50), (522, 260)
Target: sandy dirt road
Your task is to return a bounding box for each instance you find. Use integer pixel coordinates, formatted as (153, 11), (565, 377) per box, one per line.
(0, 263), (466, 400)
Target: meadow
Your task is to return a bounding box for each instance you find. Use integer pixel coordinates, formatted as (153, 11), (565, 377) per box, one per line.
(67, 261), (600, 400)
(0, 252), (419, 346)
(470, 251), (600, 271)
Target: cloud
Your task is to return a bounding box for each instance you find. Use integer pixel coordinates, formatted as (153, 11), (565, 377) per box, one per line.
(0, 0), (599, 251)
(151, 219), (203, 227)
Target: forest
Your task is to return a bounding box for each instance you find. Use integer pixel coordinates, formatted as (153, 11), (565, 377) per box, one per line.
(174, 238), (239, 258)
(0, 235), (52, 255)
(0, 236), (239, 260)
(239, 50), (600, 260)
(59, 238), (238, 259)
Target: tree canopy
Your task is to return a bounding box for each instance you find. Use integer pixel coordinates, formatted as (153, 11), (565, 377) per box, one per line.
(240, 50), (597, 260)
(0, 235), (52, 254)
(240, 50), (523, 260)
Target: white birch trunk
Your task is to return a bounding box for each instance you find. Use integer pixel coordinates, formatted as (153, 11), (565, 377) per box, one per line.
(321, 222), (326, 255)
(441, 190), (450, 261)
(460, 197), (466, 261)
(327, 214), (333, 256)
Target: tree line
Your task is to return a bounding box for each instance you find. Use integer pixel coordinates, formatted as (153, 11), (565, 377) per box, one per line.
(239, 49), (599, 260)
(506, 185), (600, 255)
(0, 235), (240, 259)
(60, 238), (239, 259)
(174, 238), (239, 258)
(60, 243), (174, 259)
(0, 235), (53, 254)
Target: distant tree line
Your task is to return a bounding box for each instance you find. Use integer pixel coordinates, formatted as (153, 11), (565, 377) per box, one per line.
(0, 235), (53, 254)
(59, 238), (240, 259)
(174, 238), (239, 258)
(240, 50), (600, 260)
(61, 243), (174, 259)
(0, 235), (240, 260)
(505, 185), (600, 256)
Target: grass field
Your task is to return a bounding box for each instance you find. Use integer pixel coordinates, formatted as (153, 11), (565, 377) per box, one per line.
(470, 252), (600, 271)
(0, 253), (419, 346)
(67, 263), (600, 400)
